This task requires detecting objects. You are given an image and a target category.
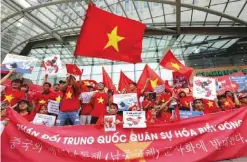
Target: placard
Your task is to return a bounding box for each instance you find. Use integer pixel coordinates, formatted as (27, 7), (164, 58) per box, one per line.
(43, 55), (62, 75)
(80, 91), (95, 103)
(1, 54), (38, 73)
(172, 110), (203, 119)
(32, 113), (56, 127)
(153, 84), (165, 93)
(104, 115), (116, 132)
(230, 76), (247, 93)
(113, 93), (138, 111)
(47, 100), (59, 115)
(193, 76), (216, 100)
(123, 111), (146, 128)
(216, 76), (234, 95)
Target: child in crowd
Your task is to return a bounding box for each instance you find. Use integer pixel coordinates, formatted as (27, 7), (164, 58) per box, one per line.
(14, 100), (35, 122)
(39, 104), (48, 115)
(107, 103), (123, 124)
(193, 99), (204, 113)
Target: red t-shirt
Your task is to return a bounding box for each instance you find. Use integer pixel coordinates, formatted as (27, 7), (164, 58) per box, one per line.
(60, 87), (80, 112)
(33, 91), (56, 112)
(81, 103), (93, 115)
(158, 112), (172, 123)
(54, 91), (63, 103)
(1, 87), (25, 106)
(22, 112), (35, 122)
(159, 93), (171, 103)
(142, 100), (155, 111)
(146, 109), (157, 124)
(91, 92), (108, 117)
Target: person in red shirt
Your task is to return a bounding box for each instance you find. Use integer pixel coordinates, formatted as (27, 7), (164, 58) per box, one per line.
(56, 75), (81, 126)
(80, 85), (94, 125)
(107, 103), (123, 124)
(32, 82), (55, 112)
(1, 70), (25, 109)
(90, 82), (109, 124)
(21, 84), (34, 104)
(14, 100), (35, 122)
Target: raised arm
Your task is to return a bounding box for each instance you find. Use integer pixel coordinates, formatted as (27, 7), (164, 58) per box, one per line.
(0, 69), (15, 85)
(141, 78), (150, 95)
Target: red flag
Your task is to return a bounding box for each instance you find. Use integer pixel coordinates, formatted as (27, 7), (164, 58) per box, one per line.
(118, 71), (134, 92)
(102, 67), (117, 93)
(137, 64), (164, 92)
(179, 96), (194, 108)
(65, 64), (82, 75)
(74, 4), (146, 63)
(203, 99), (220, 114)
(160, 49), (191, 71)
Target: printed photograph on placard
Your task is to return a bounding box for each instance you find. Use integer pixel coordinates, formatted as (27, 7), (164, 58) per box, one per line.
(230, 76), (247, 93)
(123, 111), (146, 128)
(104, 115), (116, 132)
(1, 54), (38, 74)
(113, 93), (138, 111)
(43, 55), (62, 75)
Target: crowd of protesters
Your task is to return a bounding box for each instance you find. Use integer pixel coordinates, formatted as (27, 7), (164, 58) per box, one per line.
(1, 69), (247, 127)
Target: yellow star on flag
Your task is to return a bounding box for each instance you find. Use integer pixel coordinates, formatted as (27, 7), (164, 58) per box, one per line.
(84, 81), (90, 86)
(115, 131), (152, 162)
(224, 101), (230, 106)
(72, 68), (77, 73)
(104, 26), (125, 52)
(207, 101), (214, 107)
(56, 96), (61, 102)
(39, 100), (46, 104)
(66, 91), (72, 99)
(97, 97), (104, 104)
(150, 78), (158, 88)
(171, 62), (181, 70)
(4, 94), (14, 103)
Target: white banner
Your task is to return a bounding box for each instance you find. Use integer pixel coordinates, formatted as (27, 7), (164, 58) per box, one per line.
(154, 84), (165, 93)
(80, 91), (95, 103)
(104, 115), (116, 132)
(193, 76), (217, 100)
(113, 93), (138, 111)
(43, 55), (62, 75)
(47, 100), (60, 115)
(1, 54), (38, 74)
(32, 113), (56, 127)
(123, 111), (146, 128)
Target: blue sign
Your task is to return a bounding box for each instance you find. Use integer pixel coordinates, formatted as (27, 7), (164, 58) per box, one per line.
(230, 76), (247, 93)
(172, 110), (203, 119)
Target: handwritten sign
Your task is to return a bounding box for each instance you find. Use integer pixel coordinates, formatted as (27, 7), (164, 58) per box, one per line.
(32, 113), (56, 127)
(123, 111), (146, 128)
(80, 92), (95, 103)
(153, 85), (165, 93)
(113, 93), (138, 111)
(47, 100), (59, 115)
(193, 76), (216, 100)
(104, 115), (116, 132)
(1, 54), (38, 74)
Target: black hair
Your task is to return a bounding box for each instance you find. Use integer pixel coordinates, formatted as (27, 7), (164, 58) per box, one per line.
(43, 82), (52, 87)
(225, 91), (233, 96)
(15, 100), (32, 114)
(21, 84), (29, 92)
(110, 103), (118, 109)
(59, 80), (66, 84)
(193, 99), (203, 105)
(11, 79), (22, 84)
(130, 82), (137, 87)
(53, 83), (59, 87)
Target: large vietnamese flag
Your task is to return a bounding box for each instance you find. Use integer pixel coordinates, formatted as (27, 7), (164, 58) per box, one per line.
(102, 67), (117, 94)
(118, 71), (134, 92)
(160, 49), (192, 71)
(137, 64), (165, 92)
(74, 4), (146, 63)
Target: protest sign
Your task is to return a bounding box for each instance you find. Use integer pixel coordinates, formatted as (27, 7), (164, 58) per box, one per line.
(216, 75), (234, 95)
(153, 85), (165, 93)
(2, 108), (247, 162)
(230, 76), (247, 93)
(43, 55), (62, 75)
(123, 111), (146, 128)
(104, 115), (116, 132)
(0, 85), (6, 92)
(113, 93), (138, 111)
(172, 110), (203, 119)
(80, 91), (95, 103)
(47, 100), (59, 115)
(1, 54), (38, 74)
(193, 76), (216, 100)
(32, 113), (56, 127)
